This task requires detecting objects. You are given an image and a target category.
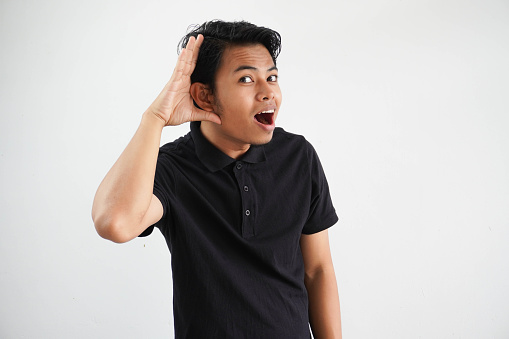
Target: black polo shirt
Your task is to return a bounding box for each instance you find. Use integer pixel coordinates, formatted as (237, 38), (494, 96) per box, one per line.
(142, 121), (338, 338)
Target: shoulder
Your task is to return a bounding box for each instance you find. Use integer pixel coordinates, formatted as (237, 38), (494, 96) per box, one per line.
(159, 132), (194, 156)
(271, 127), (311, 147)
(263, 128), (320, 174)
(269, 127), (315, 156)
(155, 132), (199, 174)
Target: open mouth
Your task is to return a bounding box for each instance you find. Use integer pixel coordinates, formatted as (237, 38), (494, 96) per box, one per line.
(254, 109), (275, 125)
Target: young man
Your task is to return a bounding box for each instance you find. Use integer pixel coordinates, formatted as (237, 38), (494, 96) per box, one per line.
(92, 21), (342, 338)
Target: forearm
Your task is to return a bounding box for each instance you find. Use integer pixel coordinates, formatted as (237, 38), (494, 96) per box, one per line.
(92, 111), (164, 242)
(305, 267), (342, 339)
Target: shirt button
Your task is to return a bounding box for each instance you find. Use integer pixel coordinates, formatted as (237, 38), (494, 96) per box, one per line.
(244, 186), (249, 192)
(236, 163), (242, 170)
(245, 209), (250, 216)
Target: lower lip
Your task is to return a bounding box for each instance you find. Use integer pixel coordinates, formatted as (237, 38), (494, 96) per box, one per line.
(253, 115), (276, 132)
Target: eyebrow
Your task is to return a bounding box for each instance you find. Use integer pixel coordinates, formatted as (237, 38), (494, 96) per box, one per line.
(233, 65), (278, 73)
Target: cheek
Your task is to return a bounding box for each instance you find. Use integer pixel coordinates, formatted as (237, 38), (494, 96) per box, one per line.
(273, 86), (282, 103)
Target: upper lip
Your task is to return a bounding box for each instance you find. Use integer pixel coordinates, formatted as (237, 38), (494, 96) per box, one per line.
(255, 105), (277, 115)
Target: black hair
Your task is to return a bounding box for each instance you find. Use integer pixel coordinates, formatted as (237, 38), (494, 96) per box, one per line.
(178, 20), (282, 93)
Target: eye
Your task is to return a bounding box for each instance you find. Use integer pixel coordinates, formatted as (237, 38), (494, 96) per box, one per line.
(239, 76), (253, 83)
(267, 74), (278, 82)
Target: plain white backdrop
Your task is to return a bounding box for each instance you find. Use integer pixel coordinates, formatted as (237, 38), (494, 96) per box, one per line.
(1, 0), (508, 338)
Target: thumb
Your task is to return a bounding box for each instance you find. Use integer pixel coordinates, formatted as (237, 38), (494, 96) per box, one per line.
(191, 108), (222, 125)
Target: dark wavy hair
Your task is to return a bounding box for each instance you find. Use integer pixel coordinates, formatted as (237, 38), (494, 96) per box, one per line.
(178, 20), (282, 93)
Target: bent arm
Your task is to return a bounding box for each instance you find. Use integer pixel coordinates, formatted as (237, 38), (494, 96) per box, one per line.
(92, 112), (164, 243)
(92, 35), (218, 243)
(301, 229), (342, 339)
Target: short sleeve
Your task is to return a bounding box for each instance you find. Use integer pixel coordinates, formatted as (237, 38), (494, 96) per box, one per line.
(301, 143), (339, 234)
(138, 151), (176, 237)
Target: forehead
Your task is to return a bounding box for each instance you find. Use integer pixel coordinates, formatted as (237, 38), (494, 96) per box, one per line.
(218, 44), (275, 74)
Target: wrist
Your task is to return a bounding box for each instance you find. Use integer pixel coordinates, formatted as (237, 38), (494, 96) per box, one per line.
(142, 109), (166, 130)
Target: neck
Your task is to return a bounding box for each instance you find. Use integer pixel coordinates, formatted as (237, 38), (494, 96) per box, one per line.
(200, 121), (250, 160)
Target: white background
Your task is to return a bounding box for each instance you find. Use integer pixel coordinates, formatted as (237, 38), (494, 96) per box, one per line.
(1, 0), (508, 338)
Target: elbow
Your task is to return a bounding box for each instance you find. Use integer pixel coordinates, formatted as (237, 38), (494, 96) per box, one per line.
(97, 224), (132, 244)
(304, 267), (324, 285)
(304, 263), (336, 285)
(92, 211), (135, 244)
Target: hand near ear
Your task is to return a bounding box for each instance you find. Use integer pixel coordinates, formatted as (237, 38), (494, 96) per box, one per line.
(146, 34), (221, 126)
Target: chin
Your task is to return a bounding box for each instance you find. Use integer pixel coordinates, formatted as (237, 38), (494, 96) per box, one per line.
(250, 134), (274, 146)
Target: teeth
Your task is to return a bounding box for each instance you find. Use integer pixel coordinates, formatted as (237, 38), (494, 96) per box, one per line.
(258, 109), (275, 114)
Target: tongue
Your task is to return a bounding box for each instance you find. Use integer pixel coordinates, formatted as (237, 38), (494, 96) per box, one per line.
(256, 113), (272, 125)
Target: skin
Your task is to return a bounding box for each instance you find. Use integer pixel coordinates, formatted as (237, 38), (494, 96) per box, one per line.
(302, 230), (343, 338)
(194, 44), (282, 158)
(92, 36), (210, 243)
(92, 34), (341, 338)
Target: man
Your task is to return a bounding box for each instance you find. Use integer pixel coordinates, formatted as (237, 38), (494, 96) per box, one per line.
(92, 20), (342, 338)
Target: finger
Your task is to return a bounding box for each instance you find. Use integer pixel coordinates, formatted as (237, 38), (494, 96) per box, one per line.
(192, 34), (204, 59)
(191, 108), (222, 125)
(170, 35), (197, 79)
(190, 34), (203, 70)
(184, 35), (197, 54)
(184, 34), (201, 55)
(178, 36), (195, 76)
(170, 48), (189, 82)
(183, 34), (203, 76)
(169, 35), (203, 85)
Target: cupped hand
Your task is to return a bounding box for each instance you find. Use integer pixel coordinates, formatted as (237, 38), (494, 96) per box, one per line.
(146, 34), (221, 126)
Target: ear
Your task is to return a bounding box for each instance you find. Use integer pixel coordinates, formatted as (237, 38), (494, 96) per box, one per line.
(190, 82), (214, 112)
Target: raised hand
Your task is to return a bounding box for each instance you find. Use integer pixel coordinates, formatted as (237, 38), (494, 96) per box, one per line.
(146, 34), (221, 126)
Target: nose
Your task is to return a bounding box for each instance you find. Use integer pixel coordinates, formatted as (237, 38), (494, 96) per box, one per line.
(256, 82), (275, 101)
